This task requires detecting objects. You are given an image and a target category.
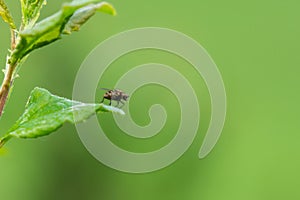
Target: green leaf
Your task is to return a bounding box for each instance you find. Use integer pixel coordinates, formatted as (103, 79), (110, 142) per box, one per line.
(21, 0), (47, 30)
(63, 2), (116, 34)
(0, 0), (16, 29)
(11, 1), (116, 64)
(0, 87), (124, 147)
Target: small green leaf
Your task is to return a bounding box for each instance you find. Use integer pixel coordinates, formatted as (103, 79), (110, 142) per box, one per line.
(0, 0), (16, 29)
(63, 2), (116, 34)
(11, 0), (116, 64)
(21, 0), (47, 29)
(0, 87), (124, 147)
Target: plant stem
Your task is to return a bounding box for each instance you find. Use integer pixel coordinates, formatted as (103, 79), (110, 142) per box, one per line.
(0, 29), (17, 116)
(0, 62), (16, 116)
(10, 29), (16, 50)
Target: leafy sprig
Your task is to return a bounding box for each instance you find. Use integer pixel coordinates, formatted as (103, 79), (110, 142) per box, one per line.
(0, 0), (120, 148)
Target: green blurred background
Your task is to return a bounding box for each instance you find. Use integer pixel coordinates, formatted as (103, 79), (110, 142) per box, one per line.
(1, 0), (300, 199)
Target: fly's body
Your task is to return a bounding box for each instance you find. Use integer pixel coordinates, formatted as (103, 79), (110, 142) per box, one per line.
(100, 88), (129, 107)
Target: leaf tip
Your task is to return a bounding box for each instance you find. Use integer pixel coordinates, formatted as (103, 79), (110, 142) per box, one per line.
(100, 103), (125, 115)
(98, 2), (117, 16)
(0, 134), (12, 149)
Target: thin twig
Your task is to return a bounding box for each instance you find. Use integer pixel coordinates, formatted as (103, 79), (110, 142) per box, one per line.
(0, 62), (16, 116)
(10, 29), (16, 50)
(0, 28), (17, 116)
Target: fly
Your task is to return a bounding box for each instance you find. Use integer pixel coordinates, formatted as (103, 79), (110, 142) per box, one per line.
(100, 88), (129, 108)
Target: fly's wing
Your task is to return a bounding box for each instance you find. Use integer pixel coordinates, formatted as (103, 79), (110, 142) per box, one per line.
(100, 88), (112, 91)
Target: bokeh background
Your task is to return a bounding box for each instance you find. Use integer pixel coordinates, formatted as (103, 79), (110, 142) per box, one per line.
(1, 0), (300, 199)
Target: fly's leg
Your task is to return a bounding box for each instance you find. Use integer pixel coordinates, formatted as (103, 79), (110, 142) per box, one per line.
(119, 100), (125, 108)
